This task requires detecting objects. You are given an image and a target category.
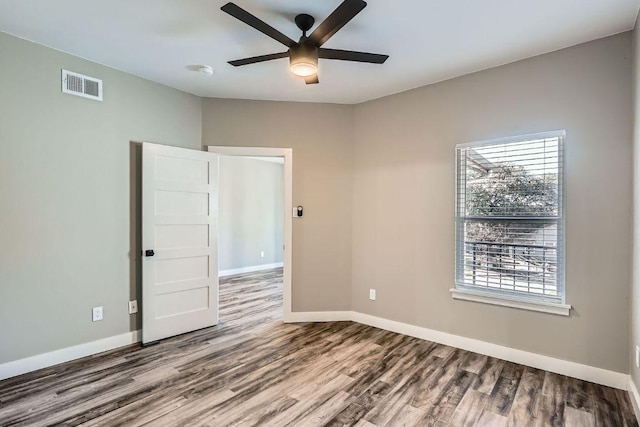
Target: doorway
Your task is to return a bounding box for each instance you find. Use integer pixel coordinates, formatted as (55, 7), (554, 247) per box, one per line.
(207, 146), (293, 322)
(217, 155), (285, 323)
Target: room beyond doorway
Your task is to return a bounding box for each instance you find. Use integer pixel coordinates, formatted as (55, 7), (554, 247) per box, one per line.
(217, 155), (284, 323)
(207, 146), (293, 322)
(218, 156), (284, 277)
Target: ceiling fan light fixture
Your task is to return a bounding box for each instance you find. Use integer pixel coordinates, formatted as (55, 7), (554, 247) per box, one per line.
(289, 44), (318, 77)
(290, 60), (317, 77)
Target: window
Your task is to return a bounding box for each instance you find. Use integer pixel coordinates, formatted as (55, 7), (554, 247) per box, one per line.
(452, 131), (570, 316)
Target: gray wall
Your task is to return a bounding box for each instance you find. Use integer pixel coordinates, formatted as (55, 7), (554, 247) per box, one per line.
(218, 156), (284, 271)
(632, 17), (640, 385)
(0, 32), (202, 364)
(351, 33), (633, 373)
(202, 99), (354, 312)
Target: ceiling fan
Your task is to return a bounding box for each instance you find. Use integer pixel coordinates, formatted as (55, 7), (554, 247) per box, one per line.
(221, 0), (389, 84)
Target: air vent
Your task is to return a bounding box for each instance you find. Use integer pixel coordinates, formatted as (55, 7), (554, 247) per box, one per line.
(61, 70), (103, 101)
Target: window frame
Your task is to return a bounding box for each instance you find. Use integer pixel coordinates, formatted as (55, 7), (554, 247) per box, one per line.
(451, 130), (570, 316)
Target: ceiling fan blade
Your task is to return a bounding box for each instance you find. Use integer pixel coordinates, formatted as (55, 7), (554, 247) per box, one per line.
(305, 74), (319, 85)
(319, 48), (388, 64)
(228, 52), (289, 67)
(308, 0), (367, 47)
(221, 2), (295, 47)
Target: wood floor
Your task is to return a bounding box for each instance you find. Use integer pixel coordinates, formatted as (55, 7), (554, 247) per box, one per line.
(0, 268), (637, 426)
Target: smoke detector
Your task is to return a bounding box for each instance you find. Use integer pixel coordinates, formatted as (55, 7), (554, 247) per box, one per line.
(198, 65), (214, 76)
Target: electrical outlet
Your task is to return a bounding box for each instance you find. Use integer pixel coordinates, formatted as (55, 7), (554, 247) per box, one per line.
(92, 306), (103, 322)
(369, 289), (376, 301)
(128, 300), (138, 314)
(260, 251), (265, 258)
(636, 346), (639, 368)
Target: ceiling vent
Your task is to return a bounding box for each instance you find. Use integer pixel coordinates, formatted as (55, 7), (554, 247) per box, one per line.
(61, 69), (103, 101)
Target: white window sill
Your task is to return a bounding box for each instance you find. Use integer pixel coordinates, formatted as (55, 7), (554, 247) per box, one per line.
(450, 288), (571, 316)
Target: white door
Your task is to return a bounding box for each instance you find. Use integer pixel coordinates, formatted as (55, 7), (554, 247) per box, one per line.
(142, 142), (219, 344)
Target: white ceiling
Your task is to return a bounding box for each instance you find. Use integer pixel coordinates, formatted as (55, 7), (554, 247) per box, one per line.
(0, 0), (638, 104)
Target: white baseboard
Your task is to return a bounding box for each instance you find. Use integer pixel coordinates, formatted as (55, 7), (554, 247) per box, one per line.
(0, 330), (141, 381)
(350, 312), (628, 389)
(628, 378), (640, 421)
(219, 262), (283, 277)
(288, 310), (629, 390)
(1, 310), (631, 393)
(285, 311), (352, 323)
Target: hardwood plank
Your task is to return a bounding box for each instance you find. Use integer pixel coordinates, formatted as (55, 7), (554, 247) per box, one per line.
(564, 406), (596, 427)
(461, 352), (488, 375)
(408, 348), (469, 408)
(484, 361), (524, 416)
(566, 376), (596, 413)
(473, 356), (505, 395)
(180, 393), (293, 427)
(342, 341), (437, 399)
(382, 403), (426, 427)
(139, 390), (235, 426)
(362, 383), (418, 426)
(293, 390), (353, 427)
(476, 410), (509, 427)
(376, 337), (438, 386)
(448, 389), (490, 426)
(420, 368), (479, 425)
(534, 371), (566, 427)
(71, 394), (188, 426)
(362, 352), (444, 424)
(506, 367), (544, 425)
(592, 384), (624, 427)
(613, 388), (640, 427)
(431, 344), (456, 359)
(324, 380), (392, 425)
(264, 374), (354, 426)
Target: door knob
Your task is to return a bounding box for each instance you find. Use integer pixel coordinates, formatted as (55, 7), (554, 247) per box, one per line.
(145, 250), (155, 257)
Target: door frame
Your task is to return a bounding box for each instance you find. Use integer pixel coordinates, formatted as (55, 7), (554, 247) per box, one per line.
(207, 145), (293, 322)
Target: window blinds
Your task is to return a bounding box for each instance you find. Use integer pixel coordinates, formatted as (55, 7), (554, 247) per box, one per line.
(455, 131), (565, 302)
